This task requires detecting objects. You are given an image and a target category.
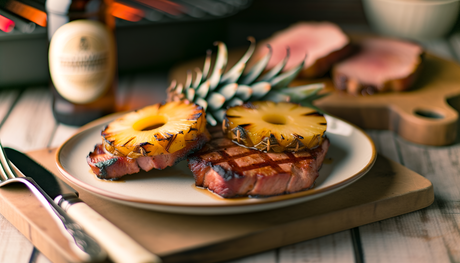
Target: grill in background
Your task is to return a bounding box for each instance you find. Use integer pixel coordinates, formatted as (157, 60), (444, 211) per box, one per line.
(0, 0), (252, 87)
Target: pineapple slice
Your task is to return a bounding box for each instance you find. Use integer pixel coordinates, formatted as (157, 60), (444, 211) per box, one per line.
(102, 101), (207, 158)
(223, 101), (327, 152)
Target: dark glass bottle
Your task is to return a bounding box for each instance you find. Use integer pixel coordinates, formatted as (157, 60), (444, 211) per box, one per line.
(46, 0), (116, 126)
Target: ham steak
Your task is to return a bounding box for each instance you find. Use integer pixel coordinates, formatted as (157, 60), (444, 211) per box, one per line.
(188, 127), (330, 198)
(253, 21), (353, 79)
(87, 132), (210, 180)
(87, 125), (330, 198)
(332, 37), (424, 95)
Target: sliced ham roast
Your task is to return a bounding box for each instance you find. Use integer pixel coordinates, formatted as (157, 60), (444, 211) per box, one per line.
(253, 21), (353, 79)
(188, 127), (330, 198)
(87, 132), (210, 180)
(332, 37), (424, 95)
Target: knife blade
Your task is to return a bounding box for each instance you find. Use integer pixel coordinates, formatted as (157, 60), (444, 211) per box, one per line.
(5, 147), (161, 263)
(2, 147), (106, 262)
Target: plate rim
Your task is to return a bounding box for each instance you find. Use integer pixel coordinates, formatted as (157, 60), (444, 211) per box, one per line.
(55, 113), (377, 208)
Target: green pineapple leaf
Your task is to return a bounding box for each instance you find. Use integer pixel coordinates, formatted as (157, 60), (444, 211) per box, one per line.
(167, 38), (328, 125)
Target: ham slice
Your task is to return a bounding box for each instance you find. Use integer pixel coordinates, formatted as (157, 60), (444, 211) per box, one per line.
(188, 127), (330, 198)
(87, 131), (210, 180)
(332, 37), (424, 95)
(253, 21), (353, 78)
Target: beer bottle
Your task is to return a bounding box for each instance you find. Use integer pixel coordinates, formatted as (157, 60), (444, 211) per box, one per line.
(47, 0), (117, 126)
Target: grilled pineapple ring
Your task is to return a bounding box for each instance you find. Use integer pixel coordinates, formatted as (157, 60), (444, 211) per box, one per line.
(102, 101), (206, 158)
(223, 101), (327, 153)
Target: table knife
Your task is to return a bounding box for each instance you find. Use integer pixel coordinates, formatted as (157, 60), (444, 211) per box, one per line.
(5, 147), (161, 263)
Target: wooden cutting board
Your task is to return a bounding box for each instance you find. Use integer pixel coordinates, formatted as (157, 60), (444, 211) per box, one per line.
(169, 50), (460, 146)
(0, 148), (433, 263)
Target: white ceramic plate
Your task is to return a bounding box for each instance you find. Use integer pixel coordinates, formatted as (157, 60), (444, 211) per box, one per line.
(56, 114), (376, 215)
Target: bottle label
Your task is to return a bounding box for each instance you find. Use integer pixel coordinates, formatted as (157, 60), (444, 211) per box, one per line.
(49, 20), (116, 104)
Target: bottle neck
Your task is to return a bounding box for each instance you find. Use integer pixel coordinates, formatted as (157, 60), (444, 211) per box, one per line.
(46, 0), (114, 40)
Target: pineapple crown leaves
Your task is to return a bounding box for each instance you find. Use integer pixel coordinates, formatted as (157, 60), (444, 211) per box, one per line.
(167, 37), (327, 126)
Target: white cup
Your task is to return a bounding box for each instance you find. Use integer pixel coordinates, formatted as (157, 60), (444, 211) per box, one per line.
(362, 0), (460, 40)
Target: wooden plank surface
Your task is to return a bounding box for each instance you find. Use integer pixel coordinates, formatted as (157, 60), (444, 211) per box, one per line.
(277, 231), (356, 263)
(0, 87), (57, 151)
(1, 31), (460, 263)
(0, 216), (34, 263)
(0, 89), (32, 263)
(352, 38), (460, 263)
(13, 147), (431, 263)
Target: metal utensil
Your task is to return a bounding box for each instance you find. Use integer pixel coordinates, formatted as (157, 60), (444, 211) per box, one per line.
(0, 142), (106, 262)
(4, 147), (162, 263)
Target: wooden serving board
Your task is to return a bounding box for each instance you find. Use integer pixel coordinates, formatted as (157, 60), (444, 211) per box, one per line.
(315, 53), (460, 146)
(169, 51), (460, 146)
(0, 148), (433, 263)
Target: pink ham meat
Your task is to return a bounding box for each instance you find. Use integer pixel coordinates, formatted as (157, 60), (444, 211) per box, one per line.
(188, 127), (330, 198)
(87, 132), (210, 180)
(332, 37), (424, 95)
(87, 144), (140, 180)
(253, 21), (353, 79)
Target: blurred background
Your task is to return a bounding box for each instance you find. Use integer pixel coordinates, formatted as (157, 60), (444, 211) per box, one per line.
(0, 0), (458, 88)
(0, 0), (368, 88)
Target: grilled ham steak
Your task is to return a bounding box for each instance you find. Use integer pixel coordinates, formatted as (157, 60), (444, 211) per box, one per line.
(332, 37), (424, 95)
(188, 127), (330, 198)
(87, 132), (210, 180)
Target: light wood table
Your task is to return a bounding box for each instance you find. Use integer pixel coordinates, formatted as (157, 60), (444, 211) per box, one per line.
(0, 35), (459, 263)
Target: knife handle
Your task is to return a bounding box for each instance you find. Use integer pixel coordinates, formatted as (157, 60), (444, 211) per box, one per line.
(56, 194), (162, 263)
(16, 178), (107, 263)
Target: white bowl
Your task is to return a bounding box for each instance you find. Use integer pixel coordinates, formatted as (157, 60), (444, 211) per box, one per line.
(362, 0), (460, 40)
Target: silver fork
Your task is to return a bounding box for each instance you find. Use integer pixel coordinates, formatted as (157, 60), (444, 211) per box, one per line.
(0, 141), (106, 262)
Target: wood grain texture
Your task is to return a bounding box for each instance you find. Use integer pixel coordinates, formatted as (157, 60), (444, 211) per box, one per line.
(0, 88), (53, 263)
(0, 87), (56, 151)
(357, 127), (460, 262)
(278, 231), (356, 263)
(0, 214), (34, 263)
(0, 89), (19, 122)
(49, 124), (78, 149)
(397, 140), (460, 262)
(0, 89), (30, 263)
(20, 147), (433, 263)
(66, 202), (161, 263)
(0, 184), (82, 263)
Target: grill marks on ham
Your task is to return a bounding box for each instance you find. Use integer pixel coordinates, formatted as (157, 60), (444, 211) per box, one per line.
(188, 128), (330, 198)
(332, 37), (424, 95)
(87, 125), (329, 198)
(87, 132), (210, 180)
